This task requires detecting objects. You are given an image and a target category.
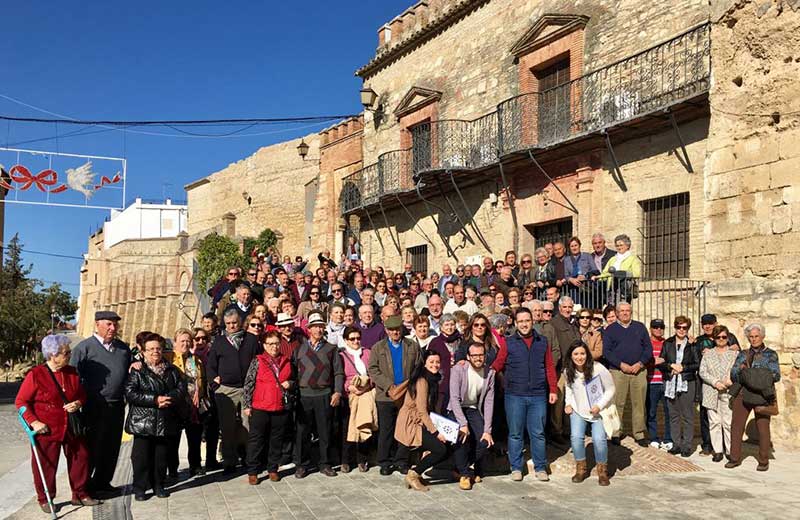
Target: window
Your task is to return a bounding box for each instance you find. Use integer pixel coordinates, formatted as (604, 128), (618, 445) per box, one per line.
(525, 218), (573, 251)
(536, 58), (571, 144)
(411, 122), (432, 175)
(406, 245), (428, 274)
(640, 193), (690, 279)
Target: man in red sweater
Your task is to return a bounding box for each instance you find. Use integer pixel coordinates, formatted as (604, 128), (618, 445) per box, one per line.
(646, 319), (673, 450)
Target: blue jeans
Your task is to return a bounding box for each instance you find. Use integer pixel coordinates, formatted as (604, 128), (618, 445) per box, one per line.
(646, 383), (672, 443)
(505, 394), (547, 472)
(570, 414), (608, 464)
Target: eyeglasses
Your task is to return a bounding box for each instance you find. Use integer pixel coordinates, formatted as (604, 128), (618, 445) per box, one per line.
(194, 336), (208, 342)
(310, 291), (320, 296)
(332, 288), (342, 293)
(347, 336), (362, 342)
(715, 335), (728, 340)
(578, 315), (591, 320)
(247, 272), (257, 276)
(249, 322), (263, 328)
(472, 322), (487, 328)
(523, 291), (533, 296)
(676, 325), (690, 330)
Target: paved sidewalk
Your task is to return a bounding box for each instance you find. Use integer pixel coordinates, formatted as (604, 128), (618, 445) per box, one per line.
(8, 438), (799, 519)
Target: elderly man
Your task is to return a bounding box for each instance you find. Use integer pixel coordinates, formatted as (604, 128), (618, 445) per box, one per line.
(206, 309), (261, 473)
(347, 272), (367, 306)
(493, 308), (557, 482)
(479, 257), (497, 289)
(528, 300), (560, 368)
(428, 295), (444, 335)
(548, 296), (581, 443)
(449, 342), (496, 490)
(413, 278), (434, 313)
(380, 304), (396, 323)
(330, 282), (356, 307)
(70, 311), (131, 496)
(439, 264), (458, 292)
(602, 302), (653, 445)
(368, 315), (422, 476)
(550, 242), (567, 289)
(541, 300), (555, 322)
(495, 266), (516, 299)
(590, 233), (615, 273)
(291, 271), (310, 304)
(357, 304), (386, 349)
(293, 311), (344, 478)
(361, 286), (380, 314)
(224, 284), (252, 323)
(444, 283), (479, 317)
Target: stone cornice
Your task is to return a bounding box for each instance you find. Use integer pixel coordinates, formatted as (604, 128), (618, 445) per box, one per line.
(184, 177), (211, 191)
(355, 0), (491, 79)
(510, 13), (590, 58)
(394, 86), (442, 119)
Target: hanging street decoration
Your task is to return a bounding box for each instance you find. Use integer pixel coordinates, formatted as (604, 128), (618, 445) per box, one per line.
(0, 147), (126, 210)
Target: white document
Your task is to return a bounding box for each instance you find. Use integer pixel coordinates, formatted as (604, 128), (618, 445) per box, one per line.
(430, 412), (459, 443)
(585, 375), (605, 409)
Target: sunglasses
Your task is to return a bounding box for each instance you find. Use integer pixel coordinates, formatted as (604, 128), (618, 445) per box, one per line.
(310, 292), (320, 295)
(227, 272), (238, 276)
(542, 309), (553, 314)
(473, 322), (487, 328)
(524, 291), (533, 295)
(347, 336), (362, 342)
(332, 289), (342, 293)
(522, 260), (532, 264)
(715, 335), (728, 340)
(676, 325), (690, 330)
(591, 317), (603, 322)
(249, 322), (263, 328)
(579, 315), (592, 320)
(194, 336), (208, 342)
(248, 272), (257, 276)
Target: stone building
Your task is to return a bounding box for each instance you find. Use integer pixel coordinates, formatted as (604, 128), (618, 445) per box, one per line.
(311, 0), (799, 446)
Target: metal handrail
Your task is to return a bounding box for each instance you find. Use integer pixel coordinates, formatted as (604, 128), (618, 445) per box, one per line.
(341, 23), (711, 214)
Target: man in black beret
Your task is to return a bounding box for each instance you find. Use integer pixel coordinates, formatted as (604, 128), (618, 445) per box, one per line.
(70, 310), (132, 496)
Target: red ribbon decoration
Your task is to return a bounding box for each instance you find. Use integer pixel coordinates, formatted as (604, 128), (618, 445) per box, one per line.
(94, 173), (121, 190)
(9, 165), (59, 192)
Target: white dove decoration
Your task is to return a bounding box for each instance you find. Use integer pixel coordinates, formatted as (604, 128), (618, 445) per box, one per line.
(66, 162), (96, 198)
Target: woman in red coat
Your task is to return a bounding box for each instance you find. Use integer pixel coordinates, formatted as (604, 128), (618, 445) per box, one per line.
(15, 335), (99, 513)
(242, 330), (293, 484)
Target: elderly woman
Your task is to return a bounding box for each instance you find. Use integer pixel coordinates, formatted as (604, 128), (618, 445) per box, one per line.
(16, 335), (98, 512)
(727, 323), (781, 471)
(658, 316), (699, 457)
(167, 328), (208, 477)
(407, 315), (434, 350)
(326, 303), (347, 347)
(533, 247), (556, 299)
(593, 234), (641, 303)
(242, 331), (293, 484)
(699, 325), (738, 462)
(125, 333), (187, 501)
(339, 326), (376, 473)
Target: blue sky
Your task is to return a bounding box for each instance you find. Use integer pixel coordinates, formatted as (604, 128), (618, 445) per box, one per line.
(2, 1), (409, 295)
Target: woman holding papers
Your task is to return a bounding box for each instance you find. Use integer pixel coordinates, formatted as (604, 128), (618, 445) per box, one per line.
(395, 350), (449, 491)
(564, 340), (616, 486)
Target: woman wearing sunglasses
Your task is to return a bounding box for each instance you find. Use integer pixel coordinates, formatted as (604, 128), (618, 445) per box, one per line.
(244, 314), (265, 338)
(339, 326), (376, 473)
(698, 325), (738, 462)
(657, 316), (699, 457)
(576, 310), (603, 361)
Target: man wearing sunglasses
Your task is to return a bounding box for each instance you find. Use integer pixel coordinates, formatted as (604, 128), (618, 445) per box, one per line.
(329, 282), (355, 307)
(209, 266), (241, 310)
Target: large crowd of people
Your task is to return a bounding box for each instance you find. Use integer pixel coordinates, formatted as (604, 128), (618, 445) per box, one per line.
(15, 233), (782, 511)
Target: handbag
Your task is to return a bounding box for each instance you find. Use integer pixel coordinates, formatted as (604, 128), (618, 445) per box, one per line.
(599, 404), (621, 439)
(743, 349), (779, 417)
(263, 358), (296, 411)
(388, 380), (410, 408)
(45, 365), (88, 438)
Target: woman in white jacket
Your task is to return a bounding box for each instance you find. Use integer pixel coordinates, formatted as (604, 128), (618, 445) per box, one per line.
(565, 340), (616, 486)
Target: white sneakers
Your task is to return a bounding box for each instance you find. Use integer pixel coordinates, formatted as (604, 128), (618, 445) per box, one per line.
(660, 441), (674, 451)
(534, 471), (549, 482)
(511, 470), (523, 481)
(649, 441), (661, 449)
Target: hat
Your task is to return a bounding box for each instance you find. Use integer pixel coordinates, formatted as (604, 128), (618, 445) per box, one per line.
(276, 313), (294, 327)
(384, 315), (403, 330)
(95, 310), (121, 321)
(650, 319), (666, 329)
(307, 311), (326, 327)
(701, 314), (717, 325)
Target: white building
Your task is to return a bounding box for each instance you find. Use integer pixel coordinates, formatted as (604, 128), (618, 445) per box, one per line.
(103, 198), (188, 249)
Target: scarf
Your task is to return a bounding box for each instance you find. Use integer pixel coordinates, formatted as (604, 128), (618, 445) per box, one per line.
(441, 330), (462, 363)
(422, 369), (442, 411)
(611, 250), (632, 270)
(346, 347), (367, 375)
(146, 358), (168, 378)
(326, 321), (345, 346)
(226, 329), (245, 350)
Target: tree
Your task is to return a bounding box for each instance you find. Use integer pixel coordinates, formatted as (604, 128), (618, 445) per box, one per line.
(0, 234), (78, 363)
(195, 232), (249, 293)
(243, 228), (279, 259)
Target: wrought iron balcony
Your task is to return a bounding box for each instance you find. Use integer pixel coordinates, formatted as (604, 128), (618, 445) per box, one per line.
(341, 23), (710, 215)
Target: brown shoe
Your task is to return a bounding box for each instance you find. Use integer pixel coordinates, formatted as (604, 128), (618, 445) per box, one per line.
(572, 459), (588, 483)
(404, 469), (429, 492)
(358, 462), (368, 473)
(247, 474), (258, 485)
(340, 463), (351, 474)
(459, 476), (473, 490)
(71, 497), (101, 506)
(756, 462), (769, 472)
(268, 472), (280, 482)
(39, 502), (53, 514)
(473, 475), (482, 483)
(597, 463), (610, 486)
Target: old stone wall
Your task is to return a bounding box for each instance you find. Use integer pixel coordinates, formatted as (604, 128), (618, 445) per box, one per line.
(77, 231), (195, 344)
(186, 134), (320, 256)
(705, 0), (800, 446)
(359, 0), (709, 163)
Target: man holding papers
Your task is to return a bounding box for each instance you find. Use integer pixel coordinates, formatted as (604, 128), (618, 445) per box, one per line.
(449, 342), (496, 490)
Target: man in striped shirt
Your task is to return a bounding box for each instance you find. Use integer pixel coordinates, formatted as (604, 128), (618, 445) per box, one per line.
(645, 319), (673, 451)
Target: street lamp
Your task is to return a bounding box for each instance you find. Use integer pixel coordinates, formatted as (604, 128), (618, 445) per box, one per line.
(360, 87), (379, 110)
(297, 139), (310, 160)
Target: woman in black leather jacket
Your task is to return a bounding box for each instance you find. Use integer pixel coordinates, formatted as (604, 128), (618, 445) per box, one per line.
(657, 316), (699, 457)
(125, 333), (187, 501)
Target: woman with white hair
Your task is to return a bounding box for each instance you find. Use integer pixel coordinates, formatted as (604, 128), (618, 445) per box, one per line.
(727, 323), (781, 471)
(592, 234), (642, 303)
(15, 335), (99, 512)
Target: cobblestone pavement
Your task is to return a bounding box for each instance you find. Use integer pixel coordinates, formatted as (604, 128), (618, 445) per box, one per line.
(7, 437), (799, 520)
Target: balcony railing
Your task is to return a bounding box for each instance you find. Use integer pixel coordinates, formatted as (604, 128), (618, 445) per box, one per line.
(341, 23), (710, 215)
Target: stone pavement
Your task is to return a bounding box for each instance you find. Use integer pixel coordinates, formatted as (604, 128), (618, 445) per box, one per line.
(7, 437), (799, 520)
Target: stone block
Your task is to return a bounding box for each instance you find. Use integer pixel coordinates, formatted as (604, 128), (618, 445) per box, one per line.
(769, 155), (800, 189)
(733, 135), (780, 170)
(714, 279), (759, 297)
(715, 297), (762, 314)
(763, 297), (794, 318)
(709, 146), (736, 173)
(772, 205), (793, 234)
(778, 129), (800, 159)
(783, 324), (800, 351)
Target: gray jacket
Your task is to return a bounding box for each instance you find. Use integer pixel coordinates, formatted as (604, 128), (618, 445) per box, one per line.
(447, 362), (495, 434)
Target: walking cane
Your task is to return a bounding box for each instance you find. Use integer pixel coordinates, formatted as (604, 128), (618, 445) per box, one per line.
(17, 406), (58, 520)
